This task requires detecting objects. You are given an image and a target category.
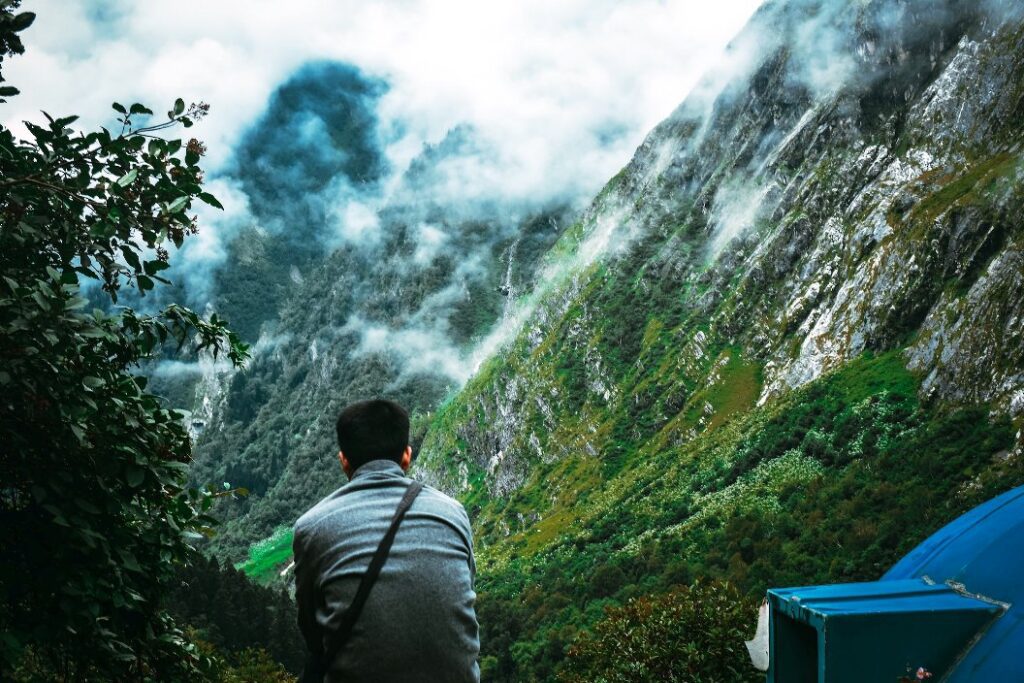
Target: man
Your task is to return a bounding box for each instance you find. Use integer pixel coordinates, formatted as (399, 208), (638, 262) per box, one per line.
(293, 399), (480, 682)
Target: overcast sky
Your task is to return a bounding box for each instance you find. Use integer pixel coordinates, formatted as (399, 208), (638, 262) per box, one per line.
(4, 1), (762, 193)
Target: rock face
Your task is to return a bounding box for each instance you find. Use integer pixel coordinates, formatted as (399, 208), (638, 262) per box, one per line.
(174, 1), (1024, 678)
(418, 0), (1024, 496)
(399, 3), (1024, 680)
(186, 120), (575, 558)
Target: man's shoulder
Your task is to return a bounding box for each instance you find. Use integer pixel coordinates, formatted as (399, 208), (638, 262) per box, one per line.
(417, 481), (468, 516)
(294, 479), (467, 532)
(294, 485), (348, 537)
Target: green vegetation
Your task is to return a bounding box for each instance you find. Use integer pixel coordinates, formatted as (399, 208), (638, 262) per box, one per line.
(558, 581), (760, 683)
(236, 526), (294, 584)
(463, 353), (1020, 682)
(0, 6), (254, 680)
(680, 349), (762, 432)
(168, 554), (304, 674)
(907, 153), (1019, 227)
(410, 11), (1024, 678)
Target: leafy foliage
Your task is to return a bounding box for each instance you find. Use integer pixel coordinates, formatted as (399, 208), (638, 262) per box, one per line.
(0, 6), (249, 679)
(167, 554), (304, 673)
(235, 526), (294, 584)
(559, 581), (760, 683)
(464, 354), (1020, 682)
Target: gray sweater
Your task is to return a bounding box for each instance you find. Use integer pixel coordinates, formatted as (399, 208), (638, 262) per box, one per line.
(293, 460), (480, 682)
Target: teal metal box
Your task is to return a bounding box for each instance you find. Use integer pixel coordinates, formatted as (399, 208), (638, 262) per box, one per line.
(766, 579), (1001, 682)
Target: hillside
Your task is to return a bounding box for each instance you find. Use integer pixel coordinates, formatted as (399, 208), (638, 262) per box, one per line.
(179, 67), (575, 558)
(169, 0), (1024, 678)
(411, 0), (1024, 679)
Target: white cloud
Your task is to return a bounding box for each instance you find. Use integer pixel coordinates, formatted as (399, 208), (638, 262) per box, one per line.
(347, 315), (471, 384)
(707, 178), (774, 259)
(3, 0), (765, 383)
(331, 196), (382, 246)
(4, 0), (763, 196)
(412, 223), (448, 266)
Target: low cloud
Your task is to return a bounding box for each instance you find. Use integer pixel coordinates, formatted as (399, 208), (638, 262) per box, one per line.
(4, 0), (767, 388)
(707, 178), (774, 259)
(345, 315), (471, 385)
(4, 0), (762, 279)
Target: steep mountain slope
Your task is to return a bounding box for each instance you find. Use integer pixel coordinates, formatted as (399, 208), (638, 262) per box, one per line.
(182, 85), (574, 558)
(414, 0), (1024, 678)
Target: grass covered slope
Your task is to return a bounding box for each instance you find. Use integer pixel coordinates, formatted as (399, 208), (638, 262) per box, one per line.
(460, 353), (1020, 681)
(235, 527), (294, 584)
(415, 1), (1024, 680)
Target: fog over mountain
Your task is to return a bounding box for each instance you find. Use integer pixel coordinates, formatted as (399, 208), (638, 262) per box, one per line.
(4, 2), (749, 556)
(8, 0), (1024, 678)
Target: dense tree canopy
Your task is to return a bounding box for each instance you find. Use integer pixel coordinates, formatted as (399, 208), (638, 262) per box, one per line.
(0, 4), (252, 680)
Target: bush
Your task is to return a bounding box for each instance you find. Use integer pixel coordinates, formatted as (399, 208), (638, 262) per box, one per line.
(559, 580), (761, 683)
(0, 4), (248, 679)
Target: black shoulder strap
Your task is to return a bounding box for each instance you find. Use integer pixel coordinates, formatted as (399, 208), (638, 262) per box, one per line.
(320, 480), (424, 673)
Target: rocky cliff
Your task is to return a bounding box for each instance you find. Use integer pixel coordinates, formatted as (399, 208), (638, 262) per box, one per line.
(178, 0), (1024, 678)
(421, 0), (1024, 501)
(414, 1), (1024, 678)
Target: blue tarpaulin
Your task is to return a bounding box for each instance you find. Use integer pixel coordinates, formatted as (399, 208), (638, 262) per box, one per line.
(766, 484), (1024, 682)
(884, 484), (1024, 682)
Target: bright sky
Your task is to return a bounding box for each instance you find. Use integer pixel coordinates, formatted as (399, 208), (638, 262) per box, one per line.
(4, 1), (763, 196)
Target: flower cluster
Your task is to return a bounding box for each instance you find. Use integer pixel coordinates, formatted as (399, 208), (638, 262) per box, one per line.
(899, 665), (933, 681)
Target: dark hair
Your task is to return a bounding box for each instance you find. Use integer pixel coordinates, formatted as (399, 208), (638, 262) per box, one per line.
(335, 399), (410, 471)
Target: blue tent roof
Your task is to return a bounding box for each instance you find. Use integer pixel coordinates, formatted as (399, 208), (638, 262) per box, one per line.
(883, 484), (1024, 681)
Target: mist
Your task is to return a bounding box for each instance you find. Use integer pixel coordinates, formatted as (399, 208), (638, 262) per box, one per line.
(1, 2), (776, 387)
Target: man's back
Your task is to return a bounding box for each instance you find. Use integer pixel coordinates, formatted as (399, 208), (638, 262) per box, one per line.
(293, 459), (480, 683)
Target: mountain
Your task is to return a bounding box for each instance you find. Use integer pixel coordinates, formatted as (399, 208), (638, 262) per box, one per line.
(173, 0), (1024, 678)
(174, 66), (576, 560)
(409, 0), (1024, 678)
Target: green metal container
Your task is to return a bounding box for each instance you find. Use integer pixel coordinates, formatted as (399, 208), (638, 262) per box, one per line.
(766, 579), (1002, 682)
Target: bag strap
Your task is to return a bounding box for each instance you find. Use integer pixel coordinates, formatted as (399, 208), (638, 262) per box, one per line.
(320, 480), (424, 672)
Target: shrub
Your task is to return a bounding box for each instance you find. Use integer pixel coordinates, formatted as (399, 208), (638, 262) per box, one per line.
(559, 580), (761, 683)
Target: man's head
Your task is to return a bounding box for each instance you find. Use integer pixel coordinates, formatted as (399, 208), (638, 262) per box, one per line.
(335, 399), (412, 478)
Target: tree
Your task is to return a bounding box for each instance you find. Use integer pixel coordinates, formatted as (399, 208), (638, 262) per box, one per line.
(0, 4), (250, 679)
(558, 581), (761, 683)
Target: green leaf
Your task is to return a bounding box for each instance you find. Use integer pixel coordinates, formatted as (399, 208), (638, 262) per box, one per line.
(112, 102), (127, 114)
(11, 11), (36, 31)
(43, 504), (70, 527)
(0, 86), (19, 97)
(146, 138), (166, 157)
(125, 467), (145, 488)
(198, 191), (223, 209)
(128, 103), (152, 115)
(137, 275), (154, 291)
(115, 168), (138, 187)
(118, 549), (143, 572)
(121, 246), (141, 272)
(82, 376), (104, 389)
(165, 195), (189, 214)
(30, 290), (51, 311)
(144, 259), (170, 275)
(74, 498), (101, 515)
(173, 98), (185, 117)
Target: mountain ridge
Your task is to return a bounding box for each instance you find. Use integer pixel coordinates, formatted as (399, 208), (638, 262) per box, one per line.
(175, 0), (1024, 678)
(408, 0), (1023, 677)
